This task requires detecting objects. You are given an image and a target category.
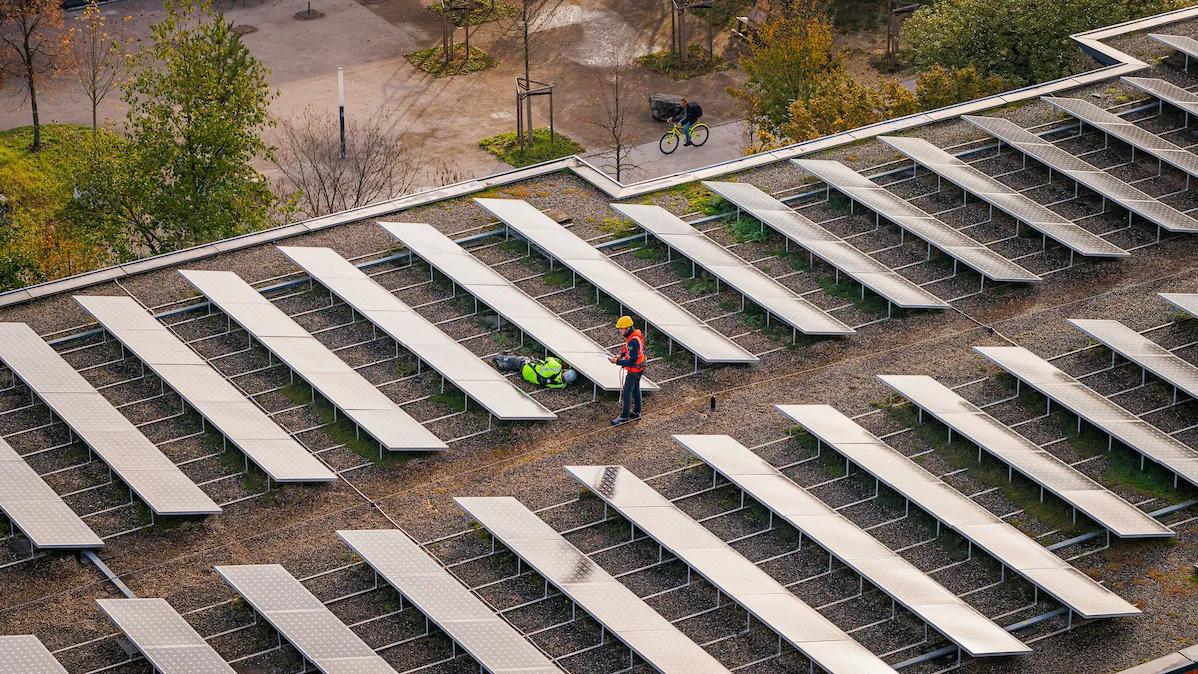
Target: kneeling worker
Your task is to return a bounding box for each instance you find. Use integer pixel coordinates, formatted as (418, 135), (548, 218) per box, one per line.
(492, 354), (577, 389)
(609, 315), (647, 425)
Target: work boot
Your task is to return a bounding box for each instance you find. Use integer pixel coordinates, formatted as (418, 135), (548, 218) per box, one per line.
(611, 416), (629, 426)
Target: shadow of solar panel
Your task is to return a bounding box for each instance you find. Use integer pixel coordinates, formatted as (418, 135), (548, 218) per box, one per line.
(337, 530), (560, 673)
(76, 295), (335, 483)
(0, 323), (219, 516)
(611, 202), (859, 333)
(776, 404), (1141, 619)
(378, 222), (656, 392)
(964, 115), (1198, 233)
(877, 374), (1171, 538)
(793, 160), (1040, 282)
(880, 136), (1129, 258)
(672, 434), (1030, 657)
(564, 465), (897, 674)
(278, 247), (554, 422)
(178, 270), (445, 452)
(473, 198), (759, 363)
(454, 497), (731, 674)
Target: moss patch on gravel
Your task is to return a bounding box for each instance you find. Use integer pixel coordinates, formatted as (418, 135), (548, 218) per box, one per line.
(281, 382), (396, 466)
(479, 128), (584, 168)
(406, 43), (496, 77)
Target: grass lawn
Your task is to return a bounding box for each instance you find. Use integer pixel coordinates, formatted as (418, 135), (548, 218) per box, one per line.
(479, 127), (585, 168)
(636, 44), (732, 80)
(428, 0), (519, 26)
(406, 43), (496, 77)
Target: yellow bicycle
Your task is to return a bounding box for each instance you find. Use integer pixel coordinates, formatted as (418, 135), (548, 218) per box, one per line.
(659, 121), (709, 154)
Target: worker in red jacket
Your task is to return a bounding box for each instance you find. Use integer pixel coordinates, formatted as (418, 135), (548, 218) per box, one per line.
(609, 315), (647, 425)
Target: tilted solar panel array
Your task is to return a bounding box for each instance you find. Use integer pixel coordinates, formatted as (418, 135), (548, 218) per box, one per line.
(337, 529), (561, 674)
(215, 564), (397, 674)
(278, 246), (555, 421)
(776, 404), (1140, 619)
(671, 434), (1031, 657)
(1123, 77), (1198, 118)
(75, 295), (336, 483)
(96, 598), (237, 674)
(700, 180), (951, 308)
(179, 269), (446, 453)
(379, 222), (657, 392)
(0, 323), (220, 516)
(964, 115), (1198, 234)
(565, 465), (898, 674)
(0, 435), (102, 549)
(1150, 33), (1198, 61)
(475, 198), (759, 364)
(974, 346), (1198, 489)
(793, 159), (1043, 283)
(454, 496), (732, 674)
(0, 635), (69, 674)
(879, 136), (1130, 258)
(877, 374), (1172, 538)
(608, 203), (855, 335)
(1044, 96), (1198, 179)
(1069, 319), (1198, 403)
(1160, 292), (1198, 318)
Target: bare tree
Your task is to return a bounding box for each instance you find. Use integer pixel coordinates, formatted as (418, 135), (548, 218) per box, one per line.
(69, 1), (126, 136)
(0, 0), (72, 150)
(585, 65), (639, 183)
(272, 108), (422, 219)
(502, 0), (563, 146)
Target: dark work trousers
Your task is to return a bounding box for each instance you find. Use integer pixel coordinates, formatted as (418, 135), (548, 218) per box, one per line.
(620, 371), (643, 418)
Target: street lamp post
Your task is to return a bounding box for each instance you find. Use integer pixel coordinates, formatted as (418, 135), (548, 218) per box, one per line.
(338, 67), (346, 160)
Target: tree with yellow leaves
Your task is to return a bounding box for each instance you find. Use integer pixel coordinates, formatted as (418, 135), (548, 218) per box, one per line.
(0, 0), (72, 150)
(784, 73), (919, 143)
(70, 2), (129, 136)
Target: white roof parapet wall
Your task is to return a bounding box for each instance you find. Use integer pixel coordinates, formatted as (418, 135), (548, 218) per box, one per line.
(1, 6), (1196, 309)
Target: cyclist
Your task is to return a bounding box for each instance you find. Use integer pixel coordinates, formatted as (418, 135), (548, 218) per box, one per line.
(668, 98), (703, 146)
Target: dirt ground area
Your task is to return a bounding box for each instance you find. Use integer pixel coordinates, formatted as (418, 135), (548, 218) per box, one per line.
(1, 14), (1197, 674)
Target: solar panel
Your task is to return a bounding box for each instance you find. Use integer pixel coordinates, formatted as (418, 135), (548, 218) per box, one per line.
(671, 434), (1029, 657)
(1113, 652), (1196, 674)
(76, 295), (336, 483)
(336, 530), (560, 674)
(775, 405), (1141, 619)
(1150, 33), (1198, 60)
(877, 375), (1171, 538)
(475, 199), (759, 363)
(214, 564), (396, 674)
(975, 345), (1198, 490)
(0, 323), (220, 516)
(96, 598), (237, 674)
(700, 182), (951, 309)
(378, 222), (658, 393)
(1044, 97), (1198, 179)
(278, 247), (555, 422)
(563, 465), (896, 674)
(1160, 292), (1198, 319)
(453, 497), (732, 674)
(1070, 319), (1198, 403)
(0, 436), (102, 549)
(792, 160), (1042, 283)
(609, 204), (855, 335)
(964, 115), (1198, 233)
(0, 635), (69, 674)
(178, 270), (445, 453)
(880, 136), (1129, 258)
(1122, 77), (1198, 118)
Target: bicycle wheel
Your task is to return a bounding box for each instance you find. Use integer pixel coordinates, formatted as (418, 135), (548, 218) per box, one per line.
(660, 131), (679, 154)
(691, 124), (710, 147)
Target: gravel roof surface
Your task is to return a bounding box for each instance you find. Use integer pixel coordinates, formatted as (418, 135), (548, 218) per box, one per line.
(4, 20), (1198, 674)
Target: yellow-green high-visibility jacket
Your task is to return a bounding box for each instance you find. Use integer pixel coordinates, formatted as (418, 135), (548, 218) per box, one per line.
(522, 357), (567, 388)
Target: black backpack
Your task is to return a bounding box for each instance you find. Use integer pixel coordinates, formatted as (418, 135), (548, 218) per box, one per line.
(691, 102), (702, 119)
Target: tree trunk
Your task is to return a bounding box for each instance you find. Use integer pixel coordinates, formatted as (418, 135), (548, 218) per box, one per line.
(23, 30), (40, 151)
(92, 101), (98, 137)
(523, 10), (533, 146)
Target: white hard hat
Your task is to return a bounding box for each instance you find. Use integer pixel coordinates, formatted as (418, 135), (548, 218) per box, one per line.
(562, 369), (577, 383)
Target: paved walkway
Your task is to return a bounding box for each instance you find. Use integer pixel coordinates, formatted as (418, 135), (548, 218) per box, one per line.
(0, 0), (749, 187)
